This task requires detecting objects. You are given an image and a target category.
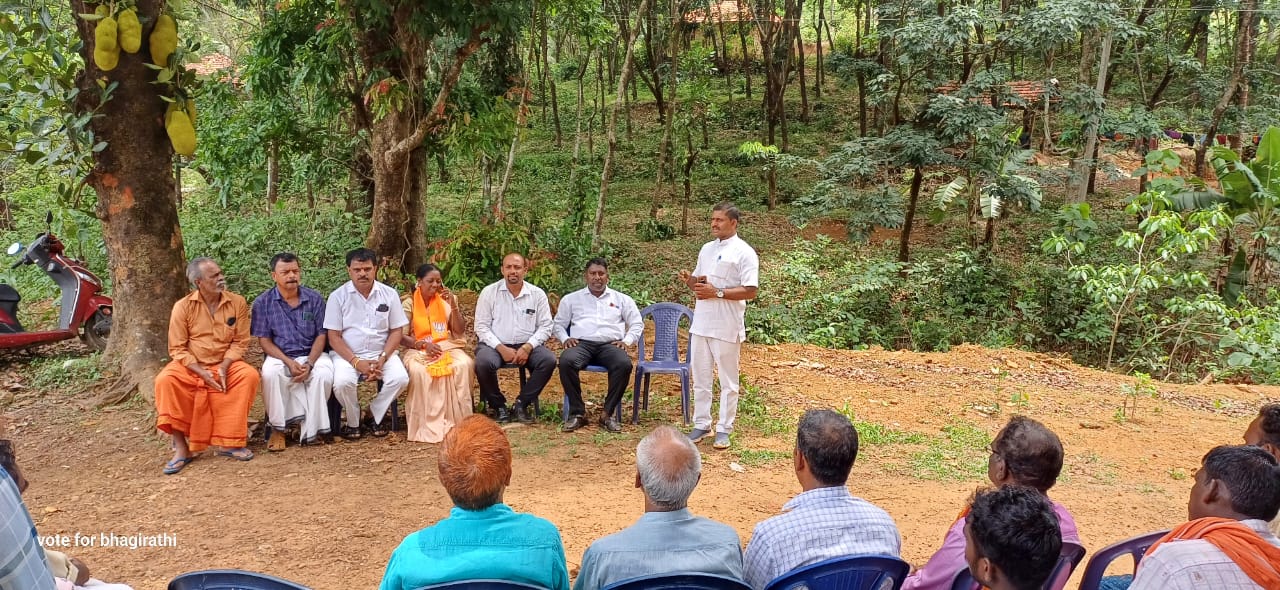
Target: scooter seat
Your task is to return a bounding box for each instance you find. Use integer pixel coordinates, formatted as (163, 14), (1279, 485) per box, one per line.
(0, 283), (18, 303)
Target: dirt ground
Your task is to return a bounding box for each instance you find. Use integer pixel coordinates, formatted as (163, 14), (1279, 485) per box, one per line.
(2, 341), (1276, 590)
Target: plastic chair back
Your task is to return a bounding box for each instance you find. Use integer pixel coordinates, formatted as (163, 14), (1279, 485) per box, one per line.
(603, 573), (752, 590)
(168, 569), (310, 590)
(951, 541), (1086, 590)
(764, 555), (911, 590)
(1076, 530), (1168, 590)
(636, 302), (693, 364)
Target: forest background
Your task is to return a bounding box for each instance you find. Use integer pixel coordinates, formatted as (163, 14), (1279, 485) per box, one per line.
(4, 0), (1280, 401)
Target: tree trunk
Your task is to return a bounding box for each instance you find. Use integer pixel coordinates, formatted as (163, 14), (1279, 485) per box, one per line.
(682, 129), (697, 234)
(651, 0), (681, 218)
(1148, 5), (1210, 108)
(1067, 32), (1112, 203)
(266, 140), (280, 212)
(1197, 0), (1256, 175)
(595, 0), (653, 250)
(898, 167), (924, 263)
(738, 8), (752, 100)
(814, 0), (824, 100)
(71, 0), (189, 403)
(795, 20), (809, 121)
(542, 3), (562, 148)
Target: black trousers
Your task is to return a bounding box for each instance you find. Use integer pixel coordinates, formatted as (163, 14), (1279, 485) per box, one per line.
(559, 340), (633, 418)
(474, 343), (556, 409)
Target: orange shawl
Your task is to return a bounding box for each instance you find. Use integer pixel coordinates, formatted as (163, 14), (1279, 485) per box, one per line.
(1143, 517), (1280, 588)
(412, 290), (453, 377)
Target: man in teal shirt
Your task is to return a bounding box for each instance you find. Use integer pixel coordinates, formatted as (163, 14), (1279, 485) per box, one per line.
(380, 415), (569, 590)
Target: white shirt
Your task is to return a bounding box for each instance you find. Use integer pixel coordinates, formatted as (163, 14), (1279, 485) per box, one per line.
(554, 287), (643, 346)
(323, 280), (408, 358)
(1130, 519), (1280, 590)
(474, 280), (553, 349)
(691, 234), (759, 343)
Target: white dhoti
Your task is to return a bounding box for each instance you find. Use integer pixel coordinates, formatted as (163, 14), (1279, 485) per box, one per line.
(329, 351), (408, 427)
(262, 355), (334, 443)
(691, 333), (742, 434)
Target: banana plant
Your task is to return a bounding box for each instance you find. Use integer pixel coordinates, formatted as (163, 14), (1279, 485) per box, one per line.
(931, 126), (1043, 250)
(1167, 126), (1280, 304)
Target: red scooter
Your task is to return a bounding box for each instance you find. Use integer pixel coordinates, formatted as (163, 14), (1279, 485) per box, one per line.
(1, 213), (113, 351)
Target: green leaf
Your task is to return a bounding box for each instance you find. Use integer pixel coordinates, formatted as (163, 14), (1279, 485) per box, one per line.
(78, 13), (104, 21)
(1257, 126), (1280, 165)
(1223, 248), (1248, 306)
(1227, 351), (1254, 367)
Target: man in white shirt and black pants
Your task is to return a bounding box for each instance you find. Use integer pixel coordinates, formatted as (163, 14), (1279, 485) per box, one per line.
(474, 253), (556, 424)
(554, 258), (643, 433)
(678, 202), (759, 450)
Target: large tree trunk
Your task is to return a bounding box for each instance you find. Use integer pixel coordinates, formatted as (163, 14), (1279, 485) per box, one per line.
(1197, 0), (1257, 174)
(595, 0), (653, 249)
(1067, 32), (1112, 203)
(898, 167), (923, 263)
(71, 0), (189, 403)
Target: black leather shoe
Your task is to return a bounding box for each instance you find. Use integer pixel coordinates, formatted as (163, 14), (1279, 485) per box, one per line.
(514, 403), (534, 424)
(561, 415), (588, 432)
(496, 407), (512, 423)
(599, 416), (623, 433)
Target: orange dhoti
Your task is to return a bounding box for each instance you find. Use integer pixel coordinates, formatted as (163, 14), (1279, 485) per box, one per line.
(155, 360), (260, 452)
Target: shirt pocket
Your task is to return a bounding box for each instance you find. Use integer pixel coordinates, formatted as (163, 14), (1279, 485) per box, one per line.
(712, 259), (736, 283)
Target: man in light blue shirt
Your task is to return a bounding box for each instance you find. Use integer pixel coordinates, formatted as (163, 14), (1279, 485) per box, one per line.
(0, 439), (56, 590)
(743, 410), (902, 590)
(574, 426), (743, 590)
(380, 415), (569, 590)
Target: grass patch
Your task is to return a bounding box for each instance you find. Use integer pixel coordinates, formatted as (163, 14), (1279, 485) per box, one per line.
(591, 430), (630, 446)
(738, 378), (793, 436)
(735, 448), (792, 467)
(907, 421), (992, 481)
(837, 404), (928, 446)
(26, 353), (102, 392)
(510, 429), (557, 457)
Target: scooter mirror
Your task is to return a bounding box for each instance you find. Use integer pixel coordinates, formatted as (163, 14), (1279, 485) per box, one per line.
(5, 243), (19, 256)
(44, 211), (53, 225)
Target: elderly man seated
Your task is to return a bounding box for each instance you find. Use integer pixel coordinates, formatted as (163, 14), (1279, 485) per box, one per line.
(379, 415), (569, 590)
(1129, 445), (1280, 590)
(574, 426), (743, 590)
(963, 486), (1064, 590)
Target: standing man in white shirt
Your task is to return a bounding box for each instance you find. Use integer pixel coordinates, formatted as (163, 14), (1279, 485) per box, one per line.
(677, 202), (759, 450)
(554, 258), (643, 433)
(325, 248), (410, 439)
(474, 253), (556, 424)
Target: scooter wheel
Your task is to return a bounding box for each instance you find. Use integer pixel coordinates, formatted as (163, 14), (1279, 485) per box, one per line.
(82, 310), (111, 352)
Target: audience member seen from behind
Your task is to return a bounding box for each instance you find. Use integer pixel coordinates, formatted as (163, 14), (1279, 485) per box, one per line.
(742, 409), (901, 590)
(1128, 445), (1280, 590)
(963, 486), (1064, 590)
(0, 438), (133, 590)
(399, 263), (473, 443)
(379, 415), (569, 590)
(574, 426), (743, 590)
(1243, 402), (1280, 536)
(902, 415), (1079, 590)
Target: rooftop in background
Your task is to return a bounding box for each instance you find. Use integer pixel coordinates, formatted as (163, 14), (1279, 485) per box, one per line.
(189, 53), (237, 83)
(934, 80), (1058, 108)
(684, 0), (781, 24)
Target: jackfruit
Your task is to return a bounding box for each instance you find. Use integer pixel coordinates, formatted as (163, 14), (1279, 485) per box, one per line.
(166, 111), (196, 157)
(118, 9), (141, 54)
(185, 98), (196, 129)
(149, 14), (177, 67)
(94, 5), (108, 17)
(93, 15), (119, 71)
(165, 100), (182, 127)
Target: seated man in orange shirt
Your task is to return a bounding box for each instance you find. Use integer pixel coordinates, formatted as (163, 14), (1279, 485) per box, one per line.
(154, 257), (260, 475)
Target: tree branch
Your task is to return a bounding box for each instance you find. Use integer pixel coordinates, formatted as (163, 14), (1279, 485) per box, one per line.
(385, 25), (491, 161)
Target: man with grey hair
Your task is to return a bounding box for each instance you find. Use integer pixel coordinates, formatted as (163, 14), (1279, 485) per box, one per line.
(154, 257), (260, 475)
(574, 426), (744, 590)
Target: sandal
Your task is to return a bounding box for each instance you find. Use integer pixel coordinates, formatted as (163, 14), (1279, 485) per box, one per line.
(338, 425), (362, 441)
(215, 447), (254, 461)
(369, 422), (390, 438)
(163, 456), (193, 475)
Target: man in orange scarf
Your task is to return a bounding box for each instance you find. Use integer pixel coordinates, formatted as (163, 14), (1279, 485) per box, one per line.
(155, 257), (260, 475)
(1129, 445), (1280, 590)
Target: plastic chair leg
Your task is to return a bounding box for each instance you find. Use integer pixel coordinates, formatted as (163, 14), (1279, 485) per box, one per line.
(680, 370), (692, 425)
(631, 370), (644, 424)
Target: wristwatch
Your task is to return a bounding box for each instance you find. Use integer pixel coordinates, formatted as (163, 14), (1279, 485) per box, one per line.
(716, 289), (725, 299)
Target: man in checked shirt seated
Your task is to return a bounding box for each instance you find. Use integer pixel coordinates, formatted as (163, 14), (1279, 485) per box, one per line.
(743, 409), (902, 589)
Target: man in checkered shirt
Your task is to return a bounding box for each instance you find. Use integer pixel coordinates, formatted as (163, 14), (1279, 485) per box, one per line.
(1129, 445), (1280, 590)
(0, 439), (55, 590)
(742, 410), (901, 589)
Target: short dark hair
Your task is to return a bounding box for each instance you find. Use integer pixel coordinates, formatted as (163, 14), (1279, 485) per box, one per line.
(1202, 445), (1280, 521)
(992, 416), (1065, 492)
(346, 248), (378, 267)
(968, 485), (1063, 590)
(713, 202), (741, 222)
(416, 263), (442, 280)
(269, 252), (299, 272)
(1258, 404), (1280, 447)
(796, 409), (859, 486)
(0, 439), (16, 483)
(585, 258), (609, 272)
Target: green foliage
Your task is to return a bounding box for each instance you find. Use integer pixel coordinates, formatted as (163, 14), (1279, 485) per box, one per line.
(907, 421), (992, 481)
(634, 218), (675, 242)
(434, 217), (560, 293)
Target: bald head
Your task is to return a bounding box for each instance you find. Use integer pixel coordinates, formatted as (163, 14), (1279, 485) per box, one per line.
(636, 426), (702, 510)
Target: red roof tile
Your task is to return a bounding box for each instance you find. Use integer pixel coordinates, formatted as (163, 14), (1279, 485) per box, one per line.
(935, 80), (1057, 108)
(685, 0), (781, 24)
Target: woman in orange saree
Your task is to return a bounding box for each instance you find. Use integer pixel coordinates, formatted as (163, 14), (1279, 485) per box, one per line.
(400, 264), (474, 443)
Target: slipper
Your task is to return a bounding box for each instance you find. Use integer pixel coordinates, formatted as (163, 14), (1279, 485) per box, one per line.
(216, 448), (254, 461)
(163, 456), (193, 475)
